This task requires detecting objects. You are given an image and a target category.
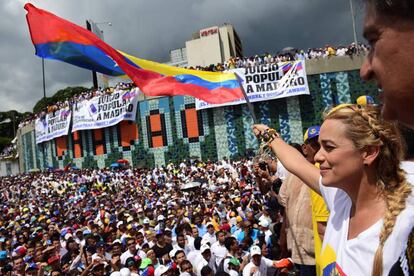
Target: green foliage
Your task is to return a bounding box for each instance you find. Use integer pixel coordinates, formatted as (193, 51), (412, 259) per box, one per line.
(0, 136), (12, 152)
(131, 119), (154, 168)
(0, 110), (26, 140)
(132, 142), (154, 168)
(33, 86), (89, 113)
(82, 155), (98, 169)
(104, 147), (123, 168)
(63, 154), (73, 167)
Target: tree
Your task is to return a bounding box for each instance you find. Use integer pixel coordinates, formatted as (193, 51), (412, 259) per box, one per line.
(33, 86), (89, 113)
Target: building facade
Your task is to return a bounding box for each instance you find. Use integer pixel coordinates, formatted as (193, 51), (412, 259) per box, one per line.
(186, 24), (243, 67)
(17, 56), (379, 172)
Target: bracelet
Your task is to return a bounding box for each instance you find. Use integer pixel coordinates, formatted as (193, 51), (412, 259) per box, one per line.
(261, 128), (279, 143)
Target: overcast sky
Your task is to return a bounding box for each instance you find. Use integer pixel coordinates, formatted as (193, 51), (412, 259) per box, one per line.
(1, 0), (367, 113)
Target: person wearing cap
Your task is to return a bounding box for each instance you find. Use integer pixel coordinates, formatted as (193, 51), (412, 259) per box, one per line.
(356, 95), (375, 106)
(303, 126), (330, 276)
(258, 220), (272, 247)
(195, 244), (216, 276)
(277, 126), (325, 276)
(154, 264), (171, 276)
(227, 257), (241, 276)
(242, 245), (292, 276)
(139, 257), (155, 276)
(154, 215), (165, 231)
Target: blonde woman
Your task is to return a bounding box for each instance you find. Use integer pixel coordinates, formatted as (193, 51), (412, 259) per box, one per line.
(252, 105), (413, 275)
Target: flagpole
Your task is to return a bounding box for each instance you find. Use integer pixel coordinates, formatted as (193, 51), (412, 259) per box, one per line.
(234, 73), (258, 124)
(42, 58), (46, 98)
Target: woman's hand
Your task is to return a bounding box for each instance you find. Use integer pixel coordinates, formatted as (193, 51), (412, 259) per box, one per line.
(252, 124), (270, 137)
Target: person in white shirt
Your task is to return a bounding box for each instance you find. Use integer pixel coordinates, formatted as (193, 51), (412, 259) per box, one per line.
(201, 223), (216, 246)
(196, 244), (216, 276)
(120, 237), (146, 265)
(253, 104), (414, 275)
(242, 245), (277, 276)
(187, 237), (202, 267)
(210, 231), (227, 267)
(258, 221), (272, 246)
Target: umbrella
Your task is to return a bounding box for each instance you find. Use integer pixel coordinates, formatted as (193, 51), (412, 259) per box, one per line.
(181, 181), (201, 190)
(110, 163), (121, 168)
(117, 159), (129, 164)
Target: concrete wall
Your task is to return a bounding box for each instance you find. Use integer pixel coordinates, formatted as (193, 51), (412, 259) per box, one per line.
(0, 159), (19, 176)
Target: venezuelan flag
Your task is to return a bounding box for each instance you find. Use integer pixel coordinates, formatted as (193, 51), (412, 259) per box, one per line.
(24, 4), (244, 104)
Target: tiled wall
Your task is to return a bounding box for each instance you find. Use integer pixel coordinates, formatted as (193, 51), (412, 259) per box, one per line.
(20, 69), (379, 171)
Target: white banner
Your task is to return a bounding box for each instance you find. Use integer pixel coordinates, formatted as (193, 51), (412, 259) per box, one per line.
(35, 108), (71, 144)
(72, 88), (139, 132)
(195, 60), (310, 110)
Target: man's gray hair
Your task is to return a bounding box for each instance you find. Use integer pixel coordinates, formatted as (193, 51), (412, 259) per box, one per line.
(365, 0), (414, 19)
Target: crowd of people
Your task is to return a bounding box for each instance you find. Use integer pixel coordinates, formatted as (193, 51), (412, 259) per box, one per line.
(6, 1), (414, 275)
(0, 157), (297, 276)
(190, 43), (369, 72)
(18, 83), (136, 129)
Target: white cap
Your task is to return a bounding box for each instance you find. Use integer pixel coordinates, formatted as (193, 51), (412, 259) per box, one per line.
(200, 244), (210, 253)
(116, 221), (124, 228)
(64, 233), (73, 240)
(143, 218), (150, 224)
(258, 220), (269, 228)
(112, 239), (122, 245)
(157, 215), (165, 221)
(120, 268), (131, 276)
(206, 222), (214, 228)
(154, 265), (169, 276)
(169, 248), (177, 259)
(250, 245), (261, 256)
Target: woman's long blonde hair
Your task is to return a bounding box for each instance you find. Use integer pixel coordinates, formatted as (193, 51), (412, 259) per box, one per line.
(325, 104), (412, 276)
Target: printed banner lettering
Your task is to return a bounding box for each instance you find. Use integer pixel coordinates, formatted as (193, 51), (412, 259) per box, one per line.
(195, 60), (310, 110)
(35, 108), (71, 144)
(72, 88), (139, 132)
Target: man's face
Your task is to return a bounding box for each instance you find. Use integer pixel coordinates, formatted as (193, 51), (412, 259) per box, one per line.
(127, 239), (136, 253)
(252, 254), (261, 266)
(112, 244), (121, 255)
(175, 252), (186, 265)
(177, 236), (186, 248)
(201, 250), (211, 261)
(13, 257), (24, 271)
(136, 234), (144, 245)
(360, 4), (414, 129)
(207, 225), (214, 234)
(302, 138), (320, 163)
(192, 227), (199, 237)
(218, 232), (225, 244)
(230, 239), (239, 252)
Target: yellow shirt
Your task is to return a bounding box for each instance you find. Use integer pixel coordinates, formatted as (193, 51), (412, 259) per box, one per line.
(310, 189), (329, 276)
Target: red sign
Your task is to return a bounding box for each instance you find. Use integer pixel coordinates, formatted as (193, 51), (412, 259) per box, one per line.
(200, 27), (218, 37)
